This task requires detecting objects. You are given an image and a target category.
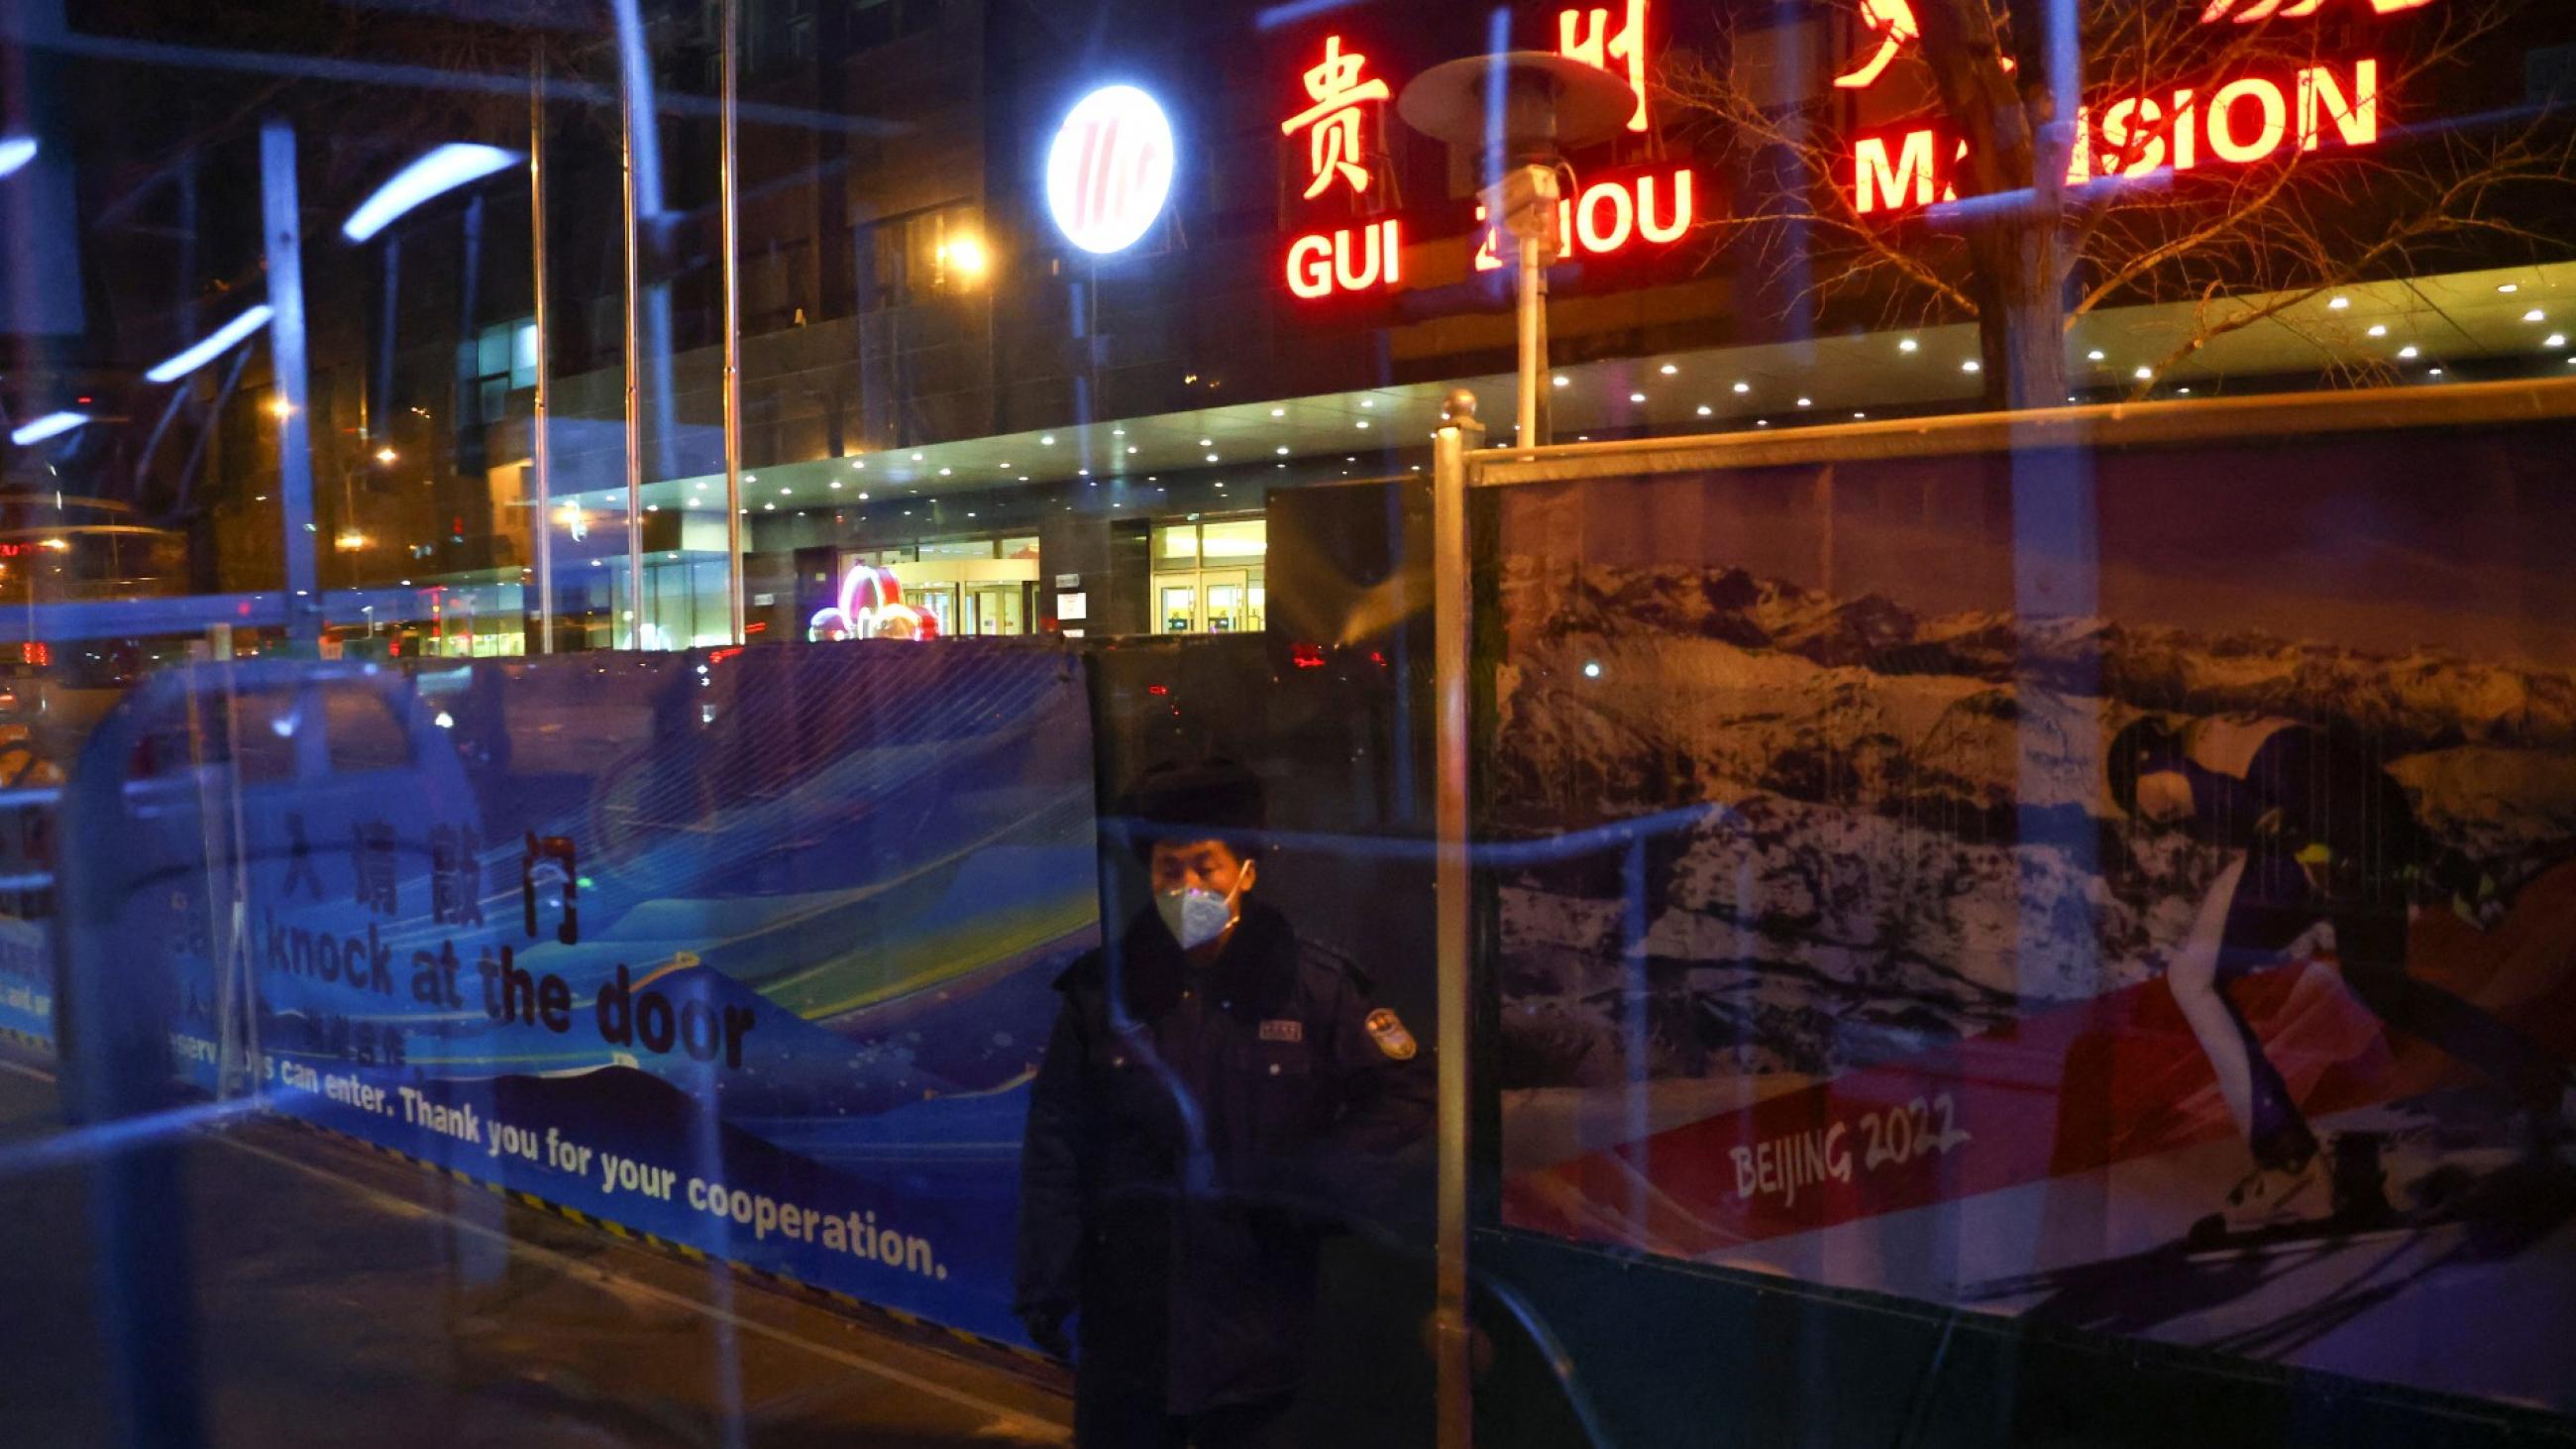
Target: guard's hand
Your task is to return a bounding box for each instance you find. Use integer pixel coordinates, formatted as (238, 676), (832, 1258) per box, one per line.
(1021, 1310), (1073, 1363)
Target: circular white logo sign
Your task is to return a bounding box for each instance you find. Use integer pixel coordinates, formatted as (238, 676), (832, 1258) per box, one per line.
(1045, 85), (1176, 256)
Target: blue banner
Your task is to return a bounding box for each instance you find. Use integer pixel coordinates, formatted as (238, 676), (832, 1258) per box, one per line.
(62, 643), (1098, 1345)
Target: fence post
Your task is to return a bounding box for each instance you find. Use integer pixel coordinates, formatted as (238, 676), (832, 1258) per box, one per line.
(1433, 389), (1483, 1449)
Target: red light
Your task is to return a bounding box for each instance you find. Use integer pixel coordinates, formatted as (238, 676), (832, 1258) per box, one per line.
(1369, 650), (1387, 667)
(75, 395), (92, 404)
(1146, 684), (1170, 696)
(1290, 642), (1327, 669)
(707, 646), (746, 665)
(745, 620), (768, 634)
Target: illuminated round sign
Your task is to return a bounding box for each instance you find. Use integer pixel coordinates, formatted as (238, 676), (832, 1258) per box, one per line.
(1045, 85), (1176, 256)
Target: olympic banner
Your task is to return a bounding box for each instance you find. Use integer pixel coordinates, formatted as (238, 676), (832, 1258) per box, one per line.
(1489, 422), (2576, 1414)
(59, 642), (1099, 1346)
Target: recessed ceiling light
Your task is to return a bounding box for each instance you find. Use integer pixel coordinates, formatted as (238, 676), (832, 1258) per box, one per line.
(1040, 435), (1056, 445)
(939, 467), (953, 475)
(2399, 345), (2419, 359)
(1853, 411), (1867, 419)
(1629, 391), (1647, 403)
(911, 452), (923, 461)
(1961, 360), (1981, 373)
(1113, 427), (1126, 436)
(1796, 396), (1812, 407)
(2523, 309), (2547, 323)
(2499, 282), (2521, 293)
(2367, 324), (2388, 338)
(1127, 446), (1138, 454)
(1206, 453), (1219, 463)
(853, 460), (866, 470)
(1552, 375), (1570, 388)
(2547, 333), (2568, 348)
(857, 492), (869, 501)
(2087, 350), (2105, 362)
(829, 481), (843, 490)
(1659, 363), (1677, 376)
(1355, 419), (1370, 429)
(1276, 445), (1290, 455)
(1897, 339), (1918, 353)
(1270, 407), (1286, 417)
(2133, 366), (2153, 380)
(1198, 438), (1212, 447)
(1359, 398), (1375, 408)
(1755, 419), (1769, 427)
(1696, 404), (1713, 416)
(2328, 296), (2350, 310)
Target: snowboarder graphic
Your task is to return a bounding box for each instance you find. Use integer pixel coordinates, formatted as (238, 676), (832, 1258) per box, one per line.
(2108, 714), (2573, 1224)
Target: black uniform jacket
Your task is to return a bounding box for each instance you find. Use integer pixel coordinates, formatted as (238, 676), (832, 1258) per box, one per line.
(1014, 896), (1433, 1415)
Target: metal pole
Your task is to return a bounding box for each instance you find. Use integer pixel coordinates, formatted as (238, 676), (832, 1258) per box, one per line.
(1432, 390), (1483, 1449)
(529, 55), (556, 654)
(620, 72), (646, 650)
(719, 0), (746, 646)
(1516, 235), (1547, 449)
(260, 120), (319, 646)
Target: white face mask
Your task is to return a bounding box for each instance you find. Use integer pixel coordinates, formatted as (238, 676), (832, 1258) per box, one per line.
(1154, 863), (1250, 952)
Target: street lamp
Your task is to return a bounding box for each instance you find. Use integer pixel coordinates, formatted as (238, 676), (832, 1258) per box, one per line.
(1398, 53), (1631, 448)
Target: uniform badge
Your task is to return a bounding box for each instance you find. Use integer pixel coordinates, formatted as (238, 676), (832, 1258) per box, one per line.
(1363, 1008), (1418, 1060)
(1258, 1019), (1304, 1044)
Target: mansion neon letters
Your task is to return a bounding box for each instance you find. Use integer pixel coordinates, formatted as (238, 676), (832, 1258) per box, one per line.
(1853, 56), (2383, 215)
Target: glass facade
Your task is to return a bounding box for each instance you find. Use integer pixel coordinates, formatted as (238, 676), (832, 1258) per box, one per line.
(7, 0), (2576, 1445)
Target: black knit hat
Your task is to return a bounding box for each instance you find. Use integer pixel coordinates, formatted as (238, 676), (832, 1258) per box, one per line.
(1116, 757), (1267, 862)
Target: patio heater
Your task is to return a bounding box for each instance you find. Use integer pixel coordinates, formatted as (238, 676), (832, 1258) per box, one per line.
(1398, 53), (1632, 447)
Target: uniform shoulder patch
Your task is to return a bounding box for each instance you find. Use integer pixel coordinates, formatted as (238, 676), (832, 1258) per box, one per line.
(1363, 1007), (1418, 1060)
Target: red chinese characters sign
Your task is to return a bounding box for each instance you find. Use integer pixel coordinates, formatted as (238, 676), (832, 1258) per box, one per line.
(1281, 3), (1694, 303)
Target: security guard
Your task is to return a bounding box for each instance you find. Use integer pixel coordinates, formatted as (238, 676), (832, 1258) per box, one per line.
(1017, 759), (1432, 1448)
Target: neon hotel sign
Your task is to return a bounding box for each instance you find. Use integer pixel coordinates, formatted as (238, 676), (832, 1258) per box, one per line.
(1280, 2), (1696, 301)
(1269, 0), (2425, 297)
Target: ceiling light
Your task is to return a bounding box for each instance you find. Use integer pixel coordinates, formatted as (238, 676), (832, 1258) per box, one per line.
(1040, 435), (1056, 445)
(1355, 419), (1370, 429)
(10, 411), (87, 446)
(2523, 309), (2547, 323)
(1270, 407), (1286, 417)
(2398, 345), (2419, 359)
(2499, 283), (2521, 293)
(911, 452), (924, 461)
(2087, 350), (2105, 362)
(2428, 368), (2444, 377)
(1552, 375), (1569, 388)
(2367, 324), (2388, 338)
(146, 302), (274, 384)
(1659, 363), (1677, 376)
(1206, 453), (1219, 462)
(1796, 396), (1812, 407)
(342, 144), (520, 242)
(2328, 296), (2350, 310)
(1198, 438), (1212, 447)
(1629, 391), (1647, 403)
(1696, 404), (1713, 416)
(1359, 398), (1375, 408)
(1897, 338), (1919, 354)
(2546, 333), (2568, 348)
(1276, 446), (1290, 455)
(1961, 360), (1982, 374)
(2133, 366), (2153, 380)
